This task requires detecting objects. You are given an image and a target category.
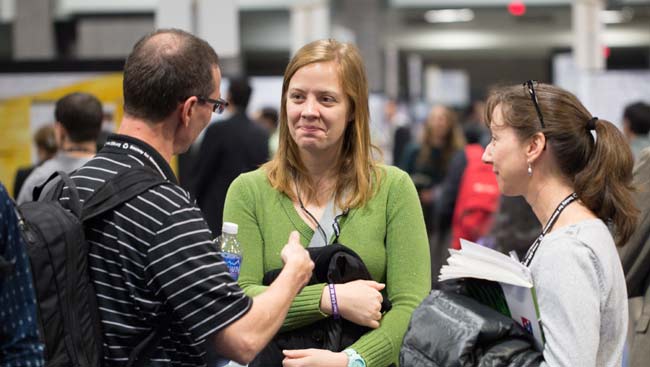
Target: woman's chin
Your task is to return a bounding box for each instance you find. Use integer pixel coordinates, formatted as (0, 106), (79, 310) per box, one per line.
(295, 139), (323, 151)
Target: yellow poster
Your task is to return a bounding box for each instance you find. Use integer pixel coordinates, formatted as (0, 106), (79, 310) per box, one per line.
(0, 72), (182, 198)
(0, 73), (124, 197)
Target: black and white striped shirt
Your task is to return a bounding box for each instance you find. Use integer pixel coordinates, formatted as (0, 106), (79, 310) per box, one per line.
(60, 134), (252, 366)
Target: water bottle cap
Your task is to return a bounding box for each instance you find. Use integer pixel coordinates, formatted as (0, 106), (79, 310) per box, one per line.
(222, 222), (238, 235)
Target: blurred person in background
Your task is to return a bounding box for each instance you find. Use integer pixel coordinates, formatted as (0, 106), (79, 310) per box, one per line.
(622, 101), (650, 161)
(17, 92), (102, 204)
(430, 123), (498, 288)
(194, 77), (269, 237)
(223, 39), (431, 367)
(13, 125), (57, 198)
(461, 98), (490, 146)
(399, 104), (465, 234)
(482, 81), (636, 366)
(256, 106), (280, 156)
(483, 195), (539, 259)
(383, 99), (412, 166)
(0, 182), (44, 366)
(95, 111), (116, 151)
(619, 146), (650, 367)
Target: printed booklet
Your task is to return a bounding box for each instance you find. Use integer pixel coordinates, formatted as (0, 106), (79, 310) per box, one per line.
(439, 239), (544, 350)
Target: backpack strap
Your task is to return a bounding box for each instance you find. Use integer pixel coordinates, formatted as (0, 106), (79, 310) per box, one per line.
(81, 166), (166, 222)
(79, 166), (173, 366)
(38, 171), (84, 218)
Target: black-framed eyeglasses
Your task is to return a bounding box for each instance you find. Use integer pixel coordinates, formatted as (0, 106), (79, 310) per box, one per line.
(198, 96), (229, 114)
(523, 80), (545, 129)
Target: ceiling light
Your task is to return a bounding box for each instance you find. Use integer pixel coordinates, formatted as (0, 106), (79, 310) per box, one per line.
(425, 9), (475, 24)
(601, 8), (634, 24)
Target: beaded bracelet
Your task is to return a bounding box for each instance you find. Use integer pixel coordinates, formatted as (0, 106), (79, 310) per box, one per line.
(328, 283), (340, 319)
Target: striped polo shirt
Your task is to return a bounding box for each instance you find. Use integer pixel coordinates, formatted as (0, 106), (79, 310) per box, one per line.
(60, 134), (252, 366)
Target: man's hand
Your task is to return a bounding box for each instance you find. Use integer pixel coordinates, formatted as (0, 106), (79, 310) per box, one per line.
(282, 349), (348, 367)
(321, 280), (385, 328)
(280, 231), (313, 290)
(210, 231), (314, 364)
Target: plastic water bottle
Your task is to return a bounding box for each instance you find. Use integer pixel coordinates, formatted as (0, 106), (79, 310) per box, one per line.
(219, 222), (242, 281)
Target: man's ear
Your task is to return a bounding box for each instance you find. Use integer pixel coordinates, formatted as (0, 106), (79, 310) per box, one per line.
(179, 97), (198, 128)
(526, 131), (546, 163)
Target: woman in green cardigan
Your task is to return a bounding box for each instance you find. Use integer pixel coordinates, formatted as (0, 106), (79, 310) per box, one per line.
(223, 39), (431, 367)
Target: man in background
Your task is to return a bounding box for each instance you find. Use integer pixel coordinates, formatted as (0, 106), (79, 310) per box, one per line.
(13, 125), (58, 198)
(194, 77), (269, 236)
(256, 106), (279, 156)
(622, 101), (650, 161)
(620, 146), (650, 366)
(17, 92), (102, 203)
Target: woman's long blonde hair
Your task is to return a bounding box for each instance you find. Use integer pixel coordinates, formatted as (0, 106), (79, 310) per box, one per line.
(416, 105), (465, 173)
(262, 39), (381, 208)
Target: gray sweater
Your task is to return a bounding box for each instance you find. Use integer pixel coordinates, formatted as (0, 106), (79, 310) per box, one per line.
(17, 153), (92, 204)
(532, 219), (627, 367)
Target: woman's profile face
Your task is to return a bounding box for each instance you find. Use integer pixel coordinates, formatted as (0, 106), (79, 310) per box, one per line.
(482, 104), (529, 196)
(286, 61), (351, 155)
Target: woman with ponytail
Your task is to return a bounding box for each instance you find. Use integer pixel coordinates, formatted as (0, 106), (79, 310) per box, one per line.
(481, 81), (637, 366)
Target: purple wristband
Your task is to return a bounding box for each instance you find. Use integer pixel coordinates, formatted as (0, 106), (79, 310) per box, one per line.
(328, 283), (340, 319)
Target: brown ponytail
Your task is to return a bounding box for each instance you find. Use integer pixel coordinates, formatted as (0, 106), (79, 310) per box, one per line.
(486, 83), (638, 246)
(574, 117), (638, 246)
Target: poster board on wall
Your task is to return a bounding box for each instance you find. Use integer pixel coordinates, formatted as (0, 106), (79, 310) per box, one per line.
(0, 73), (123, 196)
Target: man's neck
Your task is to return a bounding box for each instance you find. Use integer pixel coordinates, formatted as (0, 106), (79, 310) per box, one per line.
(117, 115), (175, 163)
(60, 141), (96, 158)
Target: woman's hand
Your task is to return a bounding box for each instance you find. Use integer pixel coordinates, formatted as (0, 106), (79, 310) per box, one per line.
(320, 279), (385, 328)
(282, 349), (348, 367)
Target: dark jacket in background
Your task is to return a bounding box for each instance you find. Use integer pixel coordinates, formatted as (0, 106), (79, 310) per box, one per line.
(193, 112), (269, 236)
(620, 147), (650, 298)
(13, 165), (37, 199)
(619, 147), (650, 367)
(400, 289), (542, 367)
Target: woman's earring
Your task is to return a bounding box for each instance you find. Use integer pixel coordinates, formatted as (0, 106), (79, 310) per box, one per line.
(527, 162), (533, 176)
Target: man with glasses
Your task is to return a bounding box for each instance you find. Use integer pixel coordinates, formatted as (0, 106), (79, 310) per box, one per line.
(194, 77), (270, 236)
(55, 28), (313, 366)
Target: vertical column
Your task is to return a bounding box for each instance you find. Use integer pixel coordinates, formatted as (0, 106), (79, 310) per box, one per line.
(337, 0), (383, 92)
(13, 0), (54, 59)
(0, 0), (15, 22)
(198, 0), (241, 76)
(156, 0), (241, 76)
(408, 53), (423, 102)
(156, 0), (193, 33)
(384, 43), (399, 100)
(290, 0), (330, 56)
(572, 0), (605, 71)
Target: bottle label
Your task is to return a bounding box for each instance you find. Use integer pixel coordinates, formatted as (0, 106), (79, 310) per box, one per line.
(222, 252), (242, 281)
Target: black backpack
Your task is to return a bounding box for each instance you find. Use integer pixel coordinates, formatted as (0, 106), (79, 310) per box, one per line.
(16, 166), (168, 367)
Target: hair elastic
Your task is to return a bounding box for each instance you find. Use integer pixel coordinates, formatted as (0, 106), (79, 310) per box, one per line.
(586, 117), (598, 131)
